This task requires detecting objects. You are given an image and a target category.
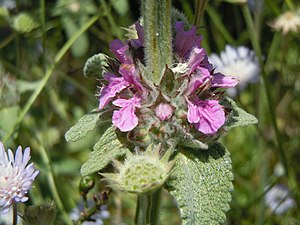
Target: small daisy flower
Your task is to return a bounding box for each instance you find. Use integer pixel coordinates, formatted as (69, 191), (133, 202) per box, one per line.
(265, 184), (296, 215)
(270, 10), (300, 35)
(209, 45), (260, 97)
(0, 142), (39, 214)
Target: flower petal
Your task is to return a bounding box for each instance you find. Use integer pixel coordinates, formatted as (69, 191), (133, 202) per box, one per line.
(112, 97), (141, 132)
(187, 47), (206, 74)
(194, 100), (225, 134)
(109, 39), (133, 64)
(99, 73), (130, 110)
(175, 22), (202, 59)
(212, 72), (238, 88)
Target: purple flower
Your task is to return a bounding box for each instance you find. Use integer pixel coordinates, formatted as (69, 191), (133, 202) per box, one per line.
(0, 142), (39, 214)
(265, 184), (296, 215)
(175, 22), (202, 59)
(96, 21), (240, 136)
(119, 64), (143, 91)
(187, 99), (225, 134)
(187, 47), (206, 74)
(186, 67), (211, 95)
(112, 96), (141, 132)
(212, 72), (238, 88)
(155, 103), (173, 121)
(99, 73), (130, 110)
(109, 40), (133, 64)
(130, 22), (144, 48)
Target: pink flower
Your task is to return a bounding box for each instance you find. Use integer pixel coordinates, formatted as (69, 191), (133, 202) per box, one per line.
(109, 40), (133, 64)
(187, 99), (225, 134)
(175, 22), (202, 59)
(155, 103), (173, 121)
(187, 47), (206, 74)
(119, 64), (143, 91)
(112, 96), (141, 132)
(186, 67), (211, 95)
(99, 73), (130, 110)
(212, 72), (238, 88)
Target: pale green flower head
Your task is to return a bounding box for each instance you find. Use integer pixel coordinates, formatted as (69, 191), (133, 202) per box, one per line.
(101, 144), (175, 194)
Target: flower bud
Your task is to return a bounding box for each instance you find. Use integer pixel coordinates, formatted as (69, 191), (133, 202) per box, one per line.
(155, 103), (173, 121)
(79, 176), (95, 196)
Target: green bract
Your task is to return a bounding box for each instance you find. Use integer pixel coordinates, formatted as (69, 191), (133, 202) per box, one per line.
(101, 144), (175, 194)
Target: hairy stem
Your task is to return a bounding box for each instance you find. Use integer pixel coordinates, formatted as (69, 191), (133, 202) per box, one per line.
(142, 0), (172, 85)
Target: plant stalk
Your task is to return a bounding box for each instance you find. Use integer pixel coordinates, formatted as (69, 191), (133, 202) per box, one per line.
(135, 194), (149, 225)
(149, 188), (162, 225)
(12, 202), (18, 225)
(142, 0), (172, 85)
(241, 5), (288, 176)
(194, 0), (208, 27)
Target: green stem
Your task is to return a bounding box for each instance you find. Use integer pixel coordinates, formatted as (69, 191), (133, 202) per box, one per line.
(12, 202), (18, 225)
(285, 0), (295, 10)
(149, 188), (162, 225)
(40, 0), (46, 70)
(194, 0), (208, 27)
(135, 194), (149, 225)
(134, 189), (162, 225)
(142, 0), (172, 85)
(39, 145), (73, 225)
(2, 15), (99, 144)
(241, 5), (288, 175)
(206, 5), (236, 44)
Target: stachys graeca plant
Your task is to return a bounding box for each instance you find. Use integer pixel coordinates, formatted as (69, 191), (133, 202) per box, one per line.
(65, 1), (258, 224)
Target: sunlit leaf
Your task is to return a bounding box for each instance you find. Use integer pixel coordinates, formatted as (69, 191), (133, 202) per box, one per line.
(222, 97), (258, 130)
(81, 126), (127, 176)
(166, 143), (233, 225)
(65, 110), (100, 142)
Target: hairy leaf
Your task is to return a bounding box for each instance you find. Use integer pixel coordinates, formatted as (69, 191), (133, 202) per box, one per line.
(65, 110), (100, 142)
(81, 126), (127, 176)
(83, 53), (110, 78)
(222, 97), (258, 130)
(165, 143), (233, 225)
(160, 67), (178, 98)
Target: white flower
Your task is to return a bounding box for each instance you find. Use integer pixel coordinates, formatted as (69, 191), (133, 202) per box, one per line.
(0, 142), (39, 214)
(265, 184), (296, 215)
(270, 10), (300, 35)
(209, 45), (260, 97)
(70, 203), (109, 225)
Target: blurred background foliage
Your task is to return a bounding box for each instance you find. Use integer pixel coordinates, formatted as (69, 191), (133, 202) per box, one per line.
(0, 0), (299, 224)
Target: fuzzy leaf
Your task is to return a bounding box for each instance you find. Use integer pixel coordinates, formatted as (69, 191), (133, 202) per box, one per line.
(83, 53), (110, 78)
(165, 143), (233, 225)
(222, 97), (258, 130)
(81, 126), (127, 176)
(65, 110), (100, 142)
